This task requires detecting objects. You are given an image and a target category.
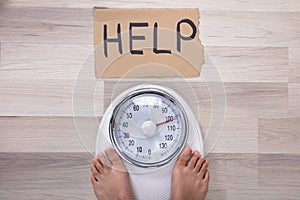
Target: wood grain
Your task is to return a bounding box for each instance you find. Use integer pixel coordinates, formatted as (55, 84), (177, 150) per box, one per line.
(0, 152), (258, 200)
(103, 81), (288, 118)
(259, 117), (300, 154)
(0, 43), (93, 79)
(258, 154), (300, 200)
(1, 7), (299, 48)
(0, 152), (95, 200)
(289, 48), (300, 83)
(206, 153), (258, 197)
(4, 0), (300, 12)
(206, 46), (288, 82)
(288, 84), (300, 117)
(0, 79), (103, 116)
(0, 117), (101, 152)
(0, 0), (299, 199)
(224, 83), (288, 118)
(200, 11), (300, 47)
(0, 7), (93, 44)
(0, 45), (289, 81)
(212, 117), (258, 153)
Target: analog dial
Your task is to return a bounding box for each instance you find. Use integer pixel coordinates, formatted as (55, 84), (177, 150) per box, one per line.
(110, 88), (187, 168)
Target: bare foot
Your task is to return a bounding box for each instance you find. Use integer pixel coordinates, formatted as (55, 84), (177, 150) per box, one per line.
(171, 147), (209, 200)
(91, 148), (134, 200)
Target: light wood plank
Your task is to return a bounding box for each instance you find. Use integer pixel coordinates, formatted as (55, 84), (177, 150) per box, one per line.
(0, 43), (93, 79)
(257, 154), (300, 200)
(0, 1), (299, 199)
(0, 152), (299, 199)
(104, 81), (288, 118)
(0, 44), (289, 82)
(206, 153), (258, 193)
(0, 79), (103, 116)
(289, 47), (300, 83)
(0, 109), (257, 154)
(288, 83), (300, 117)
(0, 42), (2, 65)
(225, 83), (288, 118)
(226, 189), (260, 200)
(0, 117), (101, 152)
(0, 152), (95, 199)
(0, 189), (95, 200)
(206, 46), (288, 82)
(212, 117), (258, 153)
(0, 115), (258, 154)
(5, 0), (300, 12)
(259, 117), (300, 154)
(206, 189), (227, 200)
(1, 7), (299, 48)
(0, 152), (258, 200)
(0, 7), (93, 44)
(201, 11), (300, 47)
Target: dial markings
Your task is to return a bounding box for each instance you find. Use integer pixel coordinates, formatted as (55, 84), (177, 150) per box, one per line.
(111, 91), (186, 167)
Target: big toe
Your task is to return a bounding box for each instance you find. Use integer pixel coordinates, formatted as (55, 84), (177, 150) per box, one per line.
(176, 147), (192, 167)
(105, 148), (126, 171)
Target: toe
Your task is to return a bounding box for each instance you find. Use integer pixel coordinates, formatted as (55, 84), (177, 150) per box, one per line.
(188, 151), (199, 169)
(176, 147), (192, 168)
(91, 165), (101, 180)
(199, 160), (209, 178)
(93, 158), (103, 172)
(204, 170), (210, 183)
(91, 175), (98, 184)
(97, 153), (111, 168)
(105, 148), (126, 171)
(194, 156), (206, 172)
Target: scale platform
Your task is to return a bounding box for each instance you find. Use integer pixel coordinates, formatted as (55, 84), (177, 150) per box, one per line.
(95, 84), (203, 200)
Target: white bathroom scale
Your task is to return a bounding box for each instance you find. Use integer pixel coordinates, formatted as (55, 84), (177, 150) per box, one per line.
(96, 84), (204, 200)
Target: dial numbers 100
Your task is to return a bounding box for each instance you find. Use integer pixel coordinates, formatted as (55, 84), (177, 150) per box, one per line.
(111, 92), (186, 167)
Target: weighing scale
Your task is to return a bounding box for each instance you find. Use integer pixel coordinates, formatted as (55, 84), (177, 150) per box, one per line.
(96, 84), (204, 200)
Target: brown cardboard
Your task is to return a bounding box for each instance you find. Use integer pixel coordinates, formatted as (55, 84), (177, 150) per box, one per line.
(93, 8), (204, 78)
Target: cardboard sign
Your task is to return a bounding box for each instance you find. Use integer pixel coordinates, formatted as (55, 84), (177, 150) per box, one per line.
(93, 8), (204, 78)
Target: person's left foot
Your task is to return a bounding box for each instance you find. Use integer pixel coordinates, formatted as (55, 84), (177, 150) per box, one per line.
(91, 148), (135, 200)
(170, 148), (209, 200)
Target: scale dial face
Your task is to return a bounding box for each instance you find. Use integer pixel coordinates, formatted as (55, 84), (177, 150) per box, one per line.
(109, 88), (188, 168)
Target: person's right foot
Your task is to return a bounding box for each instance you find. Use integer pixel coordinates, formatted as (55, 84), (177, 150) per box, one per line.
(170, 147), (209, 200)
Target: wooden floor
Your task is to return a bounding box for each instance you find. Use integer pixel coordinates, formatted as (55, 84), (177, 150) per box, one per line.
(1, 1), (300, 199)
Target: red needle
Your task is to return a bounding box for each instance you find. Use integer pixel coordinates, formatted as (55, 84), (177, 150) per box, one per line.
(156, 118), (176, 126)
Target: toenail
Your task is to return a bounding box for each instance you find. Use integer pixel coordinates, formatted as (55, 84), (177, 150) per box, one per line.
(106, 149), (114, 156)
(194, 151), (199, 155)
(182, 150), (190, 157)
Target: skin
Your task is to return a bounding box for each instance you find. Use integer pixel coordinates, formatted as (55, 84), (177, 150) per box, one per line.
(90, 148), (134, 200)
(170, 147), (209, 200)
(91, 147), (209, 200)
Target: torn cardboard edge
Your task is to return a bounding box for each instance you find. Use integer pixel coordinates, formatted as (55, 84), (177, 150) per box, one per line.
(93, 8), (204, 78)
